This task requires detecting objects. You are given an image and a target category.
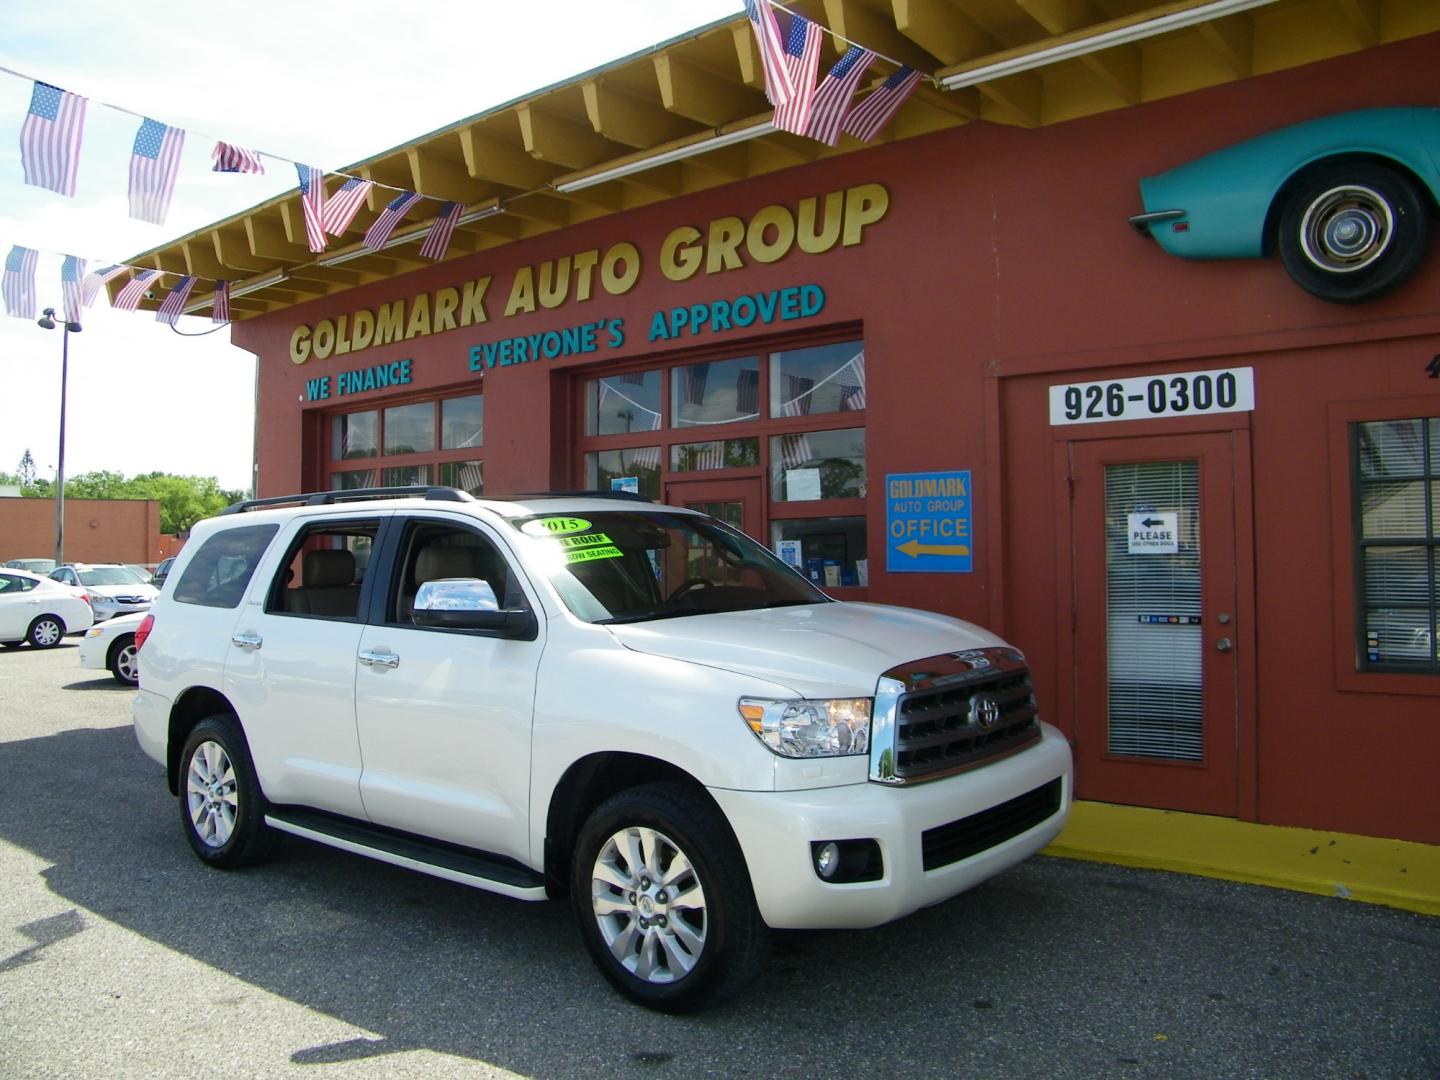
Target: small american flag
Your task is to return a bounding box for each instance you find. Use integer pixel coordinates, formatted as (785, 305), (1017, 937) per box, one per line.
(81, 264), (128, 307)
(156, 275), (197, 325)
(113, 269), (158, 312)
(804, 46), (875, 147)
(363, 191), (424, 250)
(295, 164), (328, 252)
(128, 119), (186, 224)
(321, 177), (374, 236)
(629, 446), (662, 472)
(781, 374), (815, 417)
(842, 352), (866, 410)
(211, 281), (230, 324)
(20, 81), (87, 197)
(3, 246), (39, 320)
(743, 0), (796, 108)
(842, 67), (923, 143)
(420, 201), (464, 260)
(61, 255), (86, 324)
(771, 14), (822, 136)
(211, 142), (264, 174)
(779, 433), (816, 470)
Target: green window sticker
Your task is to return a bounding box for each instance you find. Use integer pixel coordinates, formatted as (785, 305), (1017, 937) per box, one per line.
(522, 516), (592, 537)
(557, 532), (613, 550)
(565, 545), (623, 564)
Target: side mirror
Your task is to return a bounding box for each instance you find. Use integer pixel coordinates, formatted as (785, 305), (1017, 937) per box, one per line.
(412, 578), (537, 639)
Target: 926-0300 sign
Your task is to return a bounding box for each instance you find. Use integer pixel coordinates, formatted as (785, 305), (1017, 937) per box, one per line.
(1048, 367), (1255, 426)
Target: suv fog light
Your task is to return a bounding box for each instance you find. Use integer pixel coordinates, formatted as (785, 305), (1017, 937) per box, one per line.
(810, 839), (883, 883)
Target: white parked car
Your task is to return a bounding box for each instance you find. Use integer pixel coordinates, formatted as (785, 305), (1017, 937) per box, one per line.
(49, 563), (159, 622)
(133, 488), (1072, 1012)
(0, 568), (94, 648)
(79, 611), (144, 685)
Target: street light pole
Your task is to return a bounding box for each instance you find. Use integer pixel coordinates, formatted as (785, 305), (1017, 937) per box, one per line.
(37, 307), (81, 565)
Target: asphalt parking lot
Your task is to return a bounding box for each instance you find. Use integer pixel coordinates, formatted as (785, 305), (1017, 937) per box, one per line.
(1, 642), (1437, 1080)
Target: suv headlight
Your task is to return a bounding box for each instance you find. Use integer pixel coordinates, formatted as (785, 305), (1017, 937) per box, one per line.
(738, 697), (872, 758)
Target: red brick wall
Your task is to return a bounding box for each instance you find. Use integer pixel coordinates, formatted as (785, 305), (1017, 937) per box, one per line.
(0, 497), (169, 565)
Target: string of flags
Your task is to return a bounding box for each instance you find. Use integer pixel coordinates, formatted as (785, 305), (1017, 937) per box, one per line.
(6, 1), (929, 327)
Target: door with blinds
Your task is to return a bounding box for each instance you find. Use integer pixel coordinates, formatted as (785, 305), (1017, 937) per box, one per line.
(1069, 432), (1250, 816)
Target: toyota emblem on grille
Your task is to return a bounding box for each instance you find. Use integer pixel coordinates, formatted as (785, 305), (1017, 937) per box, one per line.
(969, 694), (1002, 729)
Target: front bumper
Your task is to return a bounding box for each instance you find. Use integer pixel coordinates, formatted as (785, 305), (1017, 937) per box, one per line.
(710, 721), (1072, 929)
(93, 599), (151, 623)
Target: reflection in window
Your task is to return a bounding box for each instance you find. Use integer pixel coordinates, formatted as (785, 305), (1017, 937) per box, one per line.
(588, 371), (662, 435)
(332, 411), (378, 460)
(441, 395), (484, 450)
(384, 403), (435, 455)
(333, 469), (377, 490)
(585, 448), (662, 500)
(438, 460), (484, 495)
(671, 438), (759, 472)
(1355, 418), (1439, 672)
(771, 342), (866, 417)
(672, 356), (760, 427)
(770, 428), (865, 500)
(771, 517), (868, 588)
(383, 464), (430, 486)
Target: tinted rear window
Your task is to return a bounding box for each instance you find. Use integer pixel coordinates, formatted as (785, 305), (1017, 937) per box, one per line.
(173, 525), (279, 609)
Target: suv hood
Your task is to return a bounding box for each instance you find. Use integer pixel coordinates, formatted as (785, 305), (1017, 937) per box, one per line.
(606, 601), (1007, 698)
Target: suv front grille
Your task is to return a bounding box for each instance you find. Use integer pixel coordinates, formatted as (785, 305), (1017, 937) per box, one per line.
(893, 667), (1039, 781)
(921, 778), (1063, 871)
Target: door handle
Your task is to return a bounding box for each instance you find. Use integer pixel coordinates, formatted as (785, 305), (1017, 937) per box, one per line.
(231, 632), (263, 650)
(1215, 637), (1233, 653)
(358, 649), (400, 669)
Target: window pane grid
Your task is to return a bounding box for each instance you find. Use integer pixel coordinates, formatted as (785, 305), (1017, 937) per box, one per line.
(1356, 419), (1438, 672)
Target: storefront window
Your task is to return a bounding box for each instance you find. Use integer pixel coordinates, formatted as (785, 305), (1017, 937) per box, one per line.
(438, 460), (484, 495)
(331, 411), (378, 460)
(587, 372), (662, 435)
(672, 356), (760, 427)
(670, 438), (760, 472)
(770, 341), (866, 417)
(769, 428), (866, 501)
(332, 469), (376, 490)
(384, 403), (435, 456)
(584, 448), (662, 500)
(383, 464), (430, 486)
(441, 395), (484, 451)
(1354, 417), (1438, 672)
(772, 517), (868, 588)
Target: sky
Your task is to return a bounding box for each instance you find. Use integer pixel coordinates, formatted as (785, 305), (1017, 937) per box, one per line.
(0, 1), (740, 491)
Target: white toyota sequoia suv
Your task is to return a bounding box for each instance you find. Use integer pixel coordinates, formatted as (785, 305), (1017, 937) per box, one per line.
(132, 487), (1072, 1012)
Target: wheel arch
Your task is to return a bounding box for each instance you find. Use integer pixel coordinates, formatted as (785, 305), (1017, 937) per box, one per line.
(543, 752), (733, 899)
(1262, 152), (1439, 256)
(166, 686), (239, 795)
(105, 632), (136, 669)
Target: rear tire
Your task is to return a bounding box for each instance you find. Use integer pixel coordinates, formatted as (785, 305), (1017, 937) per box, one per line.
(571, 782), (768, 1013)
(178, 715), (278, 868)
(27, 616), (64, 649)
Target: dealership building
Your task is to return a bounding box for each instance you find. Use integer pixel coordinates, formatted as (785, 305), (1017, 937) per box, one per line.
(131, 2), (1440, 877)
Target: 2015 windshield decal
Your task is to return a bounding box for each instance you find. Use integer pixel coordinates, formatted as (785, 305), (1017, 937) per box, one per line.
(522, 517), (592, 537)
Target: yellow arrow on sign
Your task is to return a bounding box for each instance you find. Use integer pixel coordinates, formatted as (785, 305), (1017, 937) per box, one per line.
(897, 540), (971, 557)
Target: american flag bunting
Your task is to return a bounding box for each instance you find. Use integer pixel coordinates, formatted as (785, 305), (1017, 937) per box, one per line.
(81, 264), (128, 308)
(20, 81), (87, 197)
(157, 275), (197, 324)
(113, 269), (158, 312)
(321, 177), (374, 236)
(842, 67), (923, 143)
(743, 0), (796, 108)
(771, 14), (822, 136)
(128, 118), (186, 224)
(419, 201), (464, 260)
(212, 141), (264, 174)
(839, 351), (866, 409)
(60, 255), (86, 324)
(363, 191), (423, 250)
(3, 246), (39, 319)
(296, 164), (328, 252)
(804, 46), (875, 146)
(211, 281), (230, 323)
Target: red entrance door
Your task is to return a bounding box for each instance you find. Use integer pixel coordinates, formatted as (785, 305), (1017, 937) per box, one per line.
(1068, 431), (1254, 817)
(664, 477), (764, 542)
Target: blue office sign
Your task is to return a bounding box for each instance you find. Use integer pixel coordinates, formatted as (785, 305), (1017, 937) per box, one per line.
(886, 471), (973, 573)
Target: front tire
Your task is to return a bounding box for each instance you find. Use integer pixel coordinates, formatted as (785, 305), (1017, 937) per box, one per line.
(27, 615), (64, 649)
(107, 634), (139, 685)
(178, 715), (278, 868)
(571, 782), (768, 1013)
(1277, 161), (1431, 303)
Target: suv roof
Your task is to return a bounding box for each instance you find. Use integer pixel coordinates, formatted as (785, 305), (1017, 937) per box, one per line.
(217, 486), (658, 519)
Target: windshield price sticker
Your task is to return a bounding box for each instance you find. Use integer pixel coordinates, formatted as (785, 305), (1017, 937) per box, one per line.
(522, 516), (592, 537)
(1049, 367), (1254, 426)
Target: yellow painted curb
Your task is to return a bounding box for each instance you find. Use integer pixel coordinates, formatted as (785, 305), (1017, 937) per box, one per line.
(1042, 801), (1440, 917)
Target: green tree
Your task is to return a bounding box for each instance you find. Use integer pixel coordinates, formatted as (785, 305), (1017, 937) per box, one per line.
(17, 450), (36, 487)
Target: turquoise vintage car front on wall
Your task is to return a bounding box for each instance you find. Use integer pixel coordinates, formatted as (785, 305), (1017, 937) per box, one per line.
(1130, 107), (1440, 303)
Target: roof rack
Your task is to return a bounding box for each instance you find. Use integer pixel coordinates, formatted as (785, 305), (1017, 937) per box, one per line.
(506, 489), (654, 503)
(219, 486), (475, 515)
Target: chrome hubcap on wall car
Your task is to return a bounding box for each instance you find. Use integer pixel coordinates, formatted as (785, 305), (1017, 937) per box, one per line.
(186, 740), (238, 848)
(115, 644), (138, 683)
(1299, 184), (1394, 273)
(590, 826), (707, 984)
(32, 620), (61, 646)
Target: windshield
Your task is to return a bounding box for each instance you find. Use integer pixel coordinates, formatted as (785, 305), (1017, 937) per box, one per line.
(511, 510), (828, 624)
(78, 566), (147, 586)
